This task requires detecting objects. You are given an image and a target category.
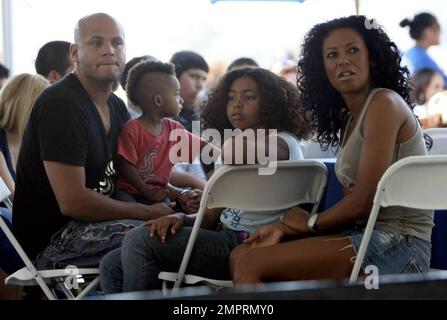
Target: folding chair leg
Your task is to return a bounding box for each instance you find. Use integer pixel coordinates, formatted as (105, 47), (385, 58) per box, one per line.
(35, 276), (57, 300)
(162, 280), (169, 297)
(75, 276), (100, 300)
(56, 278), (76, 299)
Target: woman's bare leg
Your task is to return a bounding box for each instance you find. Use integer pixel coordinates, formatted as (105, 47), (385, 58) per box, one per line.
(232, 235), (356, 284)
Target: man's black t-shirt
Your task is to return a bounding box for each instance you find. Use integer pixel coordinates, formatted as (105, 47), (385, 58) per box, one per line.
(13, 74), (130, 259)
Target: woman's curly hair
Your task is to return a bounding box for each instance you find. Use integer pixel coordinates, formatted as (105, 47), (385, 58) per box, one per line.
(201, 67), (311, 142)
(297, 15), (414, 150)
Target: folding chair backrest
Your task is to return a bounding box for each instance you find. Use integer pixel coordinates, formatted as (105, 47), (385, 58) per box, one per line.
(171, 160), (328, 291)
(377, 155), (447, 210)
(424, 128), (447, 155)
(350, 155), (447, 283)
(205, 160), (328, 213)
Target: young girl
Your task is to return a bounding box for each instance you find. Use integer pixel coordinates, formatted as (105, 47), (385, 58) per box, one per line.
(99, 67), (311, 293)
(115, 60), (207, 213)
(230, 15), (433, 285)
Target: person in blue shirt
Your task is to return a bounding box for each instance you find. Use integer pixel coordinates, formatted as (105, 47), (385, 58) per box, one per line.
(400, 13), (447, 86)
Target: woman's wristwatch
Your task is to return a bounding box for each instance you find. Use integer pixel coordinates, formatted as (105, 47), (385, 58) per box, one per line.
(307, 213), (319, 233)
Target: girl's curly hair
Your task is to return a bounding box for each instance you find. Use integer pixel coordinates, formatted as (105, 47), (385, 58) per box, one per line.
(201, 67), (311, 142)
(297, 15), (414, 150)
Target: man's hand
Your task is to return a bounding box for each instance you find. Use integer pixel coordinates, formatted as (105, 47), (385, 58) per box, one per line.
(143, 202), (177, 220)
(145, 188), (169, 202)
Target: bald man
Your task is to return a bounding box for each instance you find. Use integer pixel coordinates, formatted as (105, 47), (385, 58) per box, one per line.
(13, 13), (176, 270)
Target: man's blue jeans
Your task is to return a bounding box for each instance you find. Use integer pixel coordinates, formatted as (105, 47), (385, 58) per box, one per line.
(35, 219), (143, 270)
(100, 225), (243, 293)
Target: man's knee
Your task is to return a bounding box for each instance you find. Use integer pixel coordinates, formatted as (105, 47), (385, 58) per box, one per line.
(122, 225), (151, 250)
(99, 248), (123, 294)
(100, 249), (119, 274)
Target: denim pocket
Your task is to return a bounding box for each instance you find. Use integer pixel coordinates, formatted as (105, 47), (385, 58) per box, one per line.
(401, 235), (431, 273)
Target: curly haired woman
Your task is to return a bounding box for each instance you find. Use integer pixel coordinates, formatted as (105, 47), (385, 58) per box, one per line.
(231, 15), (433, 284)
(99, 67), (311, 292)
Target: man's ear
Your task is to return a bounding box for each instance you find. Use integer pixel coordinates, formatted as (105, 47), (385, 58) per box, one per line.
(47, 70), (62, 84)
(70, 43), (79, 65)
(154, 94), (163, 107)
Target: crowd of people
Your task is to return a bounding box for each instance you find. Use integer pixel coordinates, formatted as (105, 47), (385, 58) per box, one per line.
(0, 10), (444, 299)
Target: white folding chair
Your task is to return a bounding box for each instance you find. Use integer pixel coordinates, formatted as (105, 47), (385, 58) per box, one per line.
(349, 155), (447, 283)
(424, 128), (447, 155)
(159, 160), (328, 294)
(302, 140), (338, 159)
(0, 178), (99, 300)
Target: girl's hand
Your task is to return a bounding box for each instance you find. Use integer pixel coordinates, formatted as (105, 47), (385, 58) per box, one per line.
(144, 212), (186, 243)
(243, 207), (311, 248)
(179, 189), (202, 214)
(185, 189), (202, 212)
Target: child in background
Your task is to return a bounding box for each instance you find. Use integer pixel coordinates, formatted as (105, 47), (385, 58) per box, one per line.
(411, 68), (446, 128)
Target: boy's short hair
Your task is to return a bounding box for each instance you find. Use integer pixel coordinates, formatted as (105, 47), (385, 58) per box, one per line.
(126, 60), (175, 107)
(120, 55), (157, 90)
(169, 50), (209, 78)
(0, 63), (10, 79)
(35, 41), (71, 77)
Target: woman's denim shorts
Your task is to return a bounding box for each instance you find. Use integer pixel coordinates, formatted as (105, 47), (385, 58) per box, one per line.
(342, 228), (431, 277)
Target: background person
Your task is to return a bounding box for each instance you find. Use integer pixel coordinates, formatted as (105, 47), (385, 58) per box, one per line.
(411, 68), (446, 128)
(35, 41), (74, 84)
(400, 12), (447, 85)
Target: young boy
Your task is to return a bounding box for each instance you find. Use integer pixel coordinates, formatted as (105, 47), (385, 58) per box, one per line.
(116, 61), (207, 213)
